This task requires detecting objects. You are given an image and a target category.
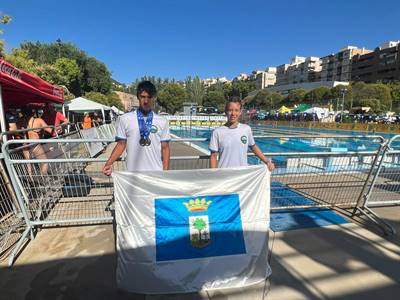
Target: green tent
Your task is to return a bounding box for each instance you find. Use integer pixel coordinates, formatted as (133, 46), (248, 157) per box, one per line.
(292, 103), (311, 113)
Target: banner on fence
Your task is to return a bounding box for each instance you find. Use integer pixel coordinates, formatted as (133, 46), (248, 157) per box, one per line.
(113, 165), (271, 294)
(79, 127), (103, 157)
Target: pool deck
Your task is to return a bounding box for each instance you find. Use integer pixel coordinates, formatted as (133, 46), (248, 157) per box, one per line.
(1, 142), (399, 300)
(1, 213), (399, 300)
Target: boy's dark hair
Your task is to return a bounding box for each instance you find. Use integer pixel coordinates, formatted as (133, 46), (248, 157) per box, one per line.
(137, 81), (157, 98)
(225, 96), (242, 111)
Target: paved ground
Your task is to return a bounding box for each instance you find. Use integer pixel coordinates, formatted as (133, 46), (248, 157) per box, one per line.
(0, 206), (399, 300)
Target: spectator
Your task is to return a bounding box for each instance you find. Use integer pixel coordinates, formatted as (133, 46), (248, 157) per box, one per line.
(42, 103), (69, 135)
(25, 108), (54, 175)
(93, 112), (103, 126)
(5, 110), (17, 131)
(82, 112), (92, 129)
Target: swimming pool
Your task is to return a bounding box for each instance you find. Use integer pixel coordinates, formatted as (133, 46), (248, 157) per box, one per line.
(171, 124), (393, 168)
(171, 124), (387, 153)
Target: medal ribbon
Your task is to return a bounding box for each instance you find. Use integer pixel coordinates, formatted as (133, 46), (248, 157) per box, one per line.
(137, 110), (153, 140)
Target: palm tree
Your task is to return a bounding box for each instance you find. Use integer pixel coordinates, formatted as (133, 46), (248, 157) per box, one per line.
(192, 218), (207, 241)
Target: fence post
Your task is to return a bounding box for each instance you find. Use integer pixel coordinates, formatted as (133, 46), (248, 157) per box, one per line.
(1, 141), (35, 266)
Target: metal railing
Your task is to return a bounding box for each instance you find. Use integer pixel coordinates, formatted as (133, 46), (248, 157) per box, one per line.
(363, 135), (400, 207)
(1, 134), (398, 266)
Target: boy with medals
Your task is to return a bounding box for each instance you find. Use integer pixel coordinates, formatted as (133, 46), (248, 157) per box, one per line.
(103, 81), (170, 174)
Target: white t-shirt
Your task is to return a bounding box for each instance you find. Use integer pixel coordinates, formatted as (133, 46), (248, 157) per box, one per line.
(209, 123), (255, 168)
(115, 111), (170, 171)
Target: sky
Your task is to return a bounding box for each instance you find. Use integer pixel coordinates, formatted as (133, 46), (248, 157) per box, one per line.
(1, 0), (400, 84)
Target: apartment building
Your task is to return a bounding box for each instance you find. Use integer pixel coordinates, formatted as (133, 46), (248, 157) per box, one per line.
(202, 77), (230, 88)
(351, 41), (400, 83)
(233, 73), (249, 82)
(321, 46), (371, 82)
(286, 56), (321, 84)
(255, 67), (277, 89)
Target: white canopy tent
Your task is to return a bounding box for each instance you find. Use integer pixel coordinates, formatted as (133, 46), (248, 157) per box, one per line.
(304, 107), (330, 120)
(65, 97), (111, 120)
(110, 105), (124, 115)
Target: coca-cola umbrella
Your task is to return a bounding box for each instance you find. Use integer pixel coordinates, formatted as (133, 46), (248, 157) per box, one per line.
(0, 58), (64, 139)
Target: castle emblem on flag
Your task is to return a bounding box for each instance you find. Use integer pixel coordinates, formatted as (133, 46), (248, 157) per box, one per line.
(183, 198), (212, 248)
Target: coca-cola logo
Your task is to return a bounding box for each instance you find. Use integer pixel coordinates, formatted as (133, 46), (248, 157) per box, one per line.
(0, 61), (22, 80)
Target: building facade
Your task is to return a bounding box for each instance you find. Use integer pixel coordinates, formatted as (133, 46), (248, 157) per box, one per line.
(351, 41), (400, 83)
(321, 46), (371, 82)
(255, 67), (277, 89)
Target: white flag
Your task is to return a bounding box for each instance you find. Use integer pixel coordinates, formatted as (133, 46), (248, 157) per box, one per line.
(113, 165), (271, 294)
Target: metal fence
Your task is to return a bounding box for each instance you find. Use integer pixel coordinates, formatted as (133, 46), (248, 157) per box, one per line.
(0, 156), (24, 260)
(363, 135), (400, 207)
(1, 134), (398, 266)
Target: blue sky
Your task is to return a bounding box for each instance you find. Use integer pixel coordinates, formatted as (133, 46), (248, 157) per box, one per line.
(1, 0), (400, 84)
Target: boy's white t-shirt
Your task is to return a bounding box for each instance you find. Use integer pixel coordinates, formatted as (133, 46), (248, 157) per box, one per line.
(115, 111), (170, 171)
(209, 123), (255, 168)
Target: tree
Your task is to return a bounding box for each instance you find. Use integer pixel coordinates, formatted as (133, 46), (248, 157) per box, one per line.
(304, 87), (331, 105)
(84, 91), (124, 111)
(185, 76), (205, 105)
(53, 58), (80, 87)
(329, 84), (353, 110)
(157, 83), (186, 114)
(283, 89), (306, 106)
(5, 49), (39, 73)
(19, 41), (113, 96)
(251, 90), (270, 109)
(106, 92), (124, 111)
(225, 81), (257, 99)
(0, 13), (12, 57)
(84, 91), (109, 105)
(389, 82), (400, 112)
(203, 90), (226, 112)
(35, 58), (80, 91)
(192, 218), (207, 241)
(352, 82), (391, 112)
(82, 57), (112, 94)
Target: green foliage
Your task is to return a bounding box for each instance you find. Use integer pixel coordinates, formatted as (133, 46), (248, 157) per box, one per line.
(249, 90), (268, 108)
(107, 92), (124, 111)
(18, 41), (113, 96)
(53, 58), (80, 86)
(229, 81), (257, 98)
(82, 57), (112, 94)
(185, 76), (205, 105)
(84, 91), (108, 104)
(389, 82), (400, 112)
(157, 83), (186, 114)
(130, 76), (176, 96)
(283, 89), (307, 106)
(5, 49), (38, 73)
(352, 82), (392, 112)
(84, 91), (124, 111)
(250, 90), (283, 110)
(0, 13), (12, 57)
(35, 58), (80, 89)
(304, 87), (331, 105)
(192, 218), (207, 231)
(203, 90), (226, 112)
